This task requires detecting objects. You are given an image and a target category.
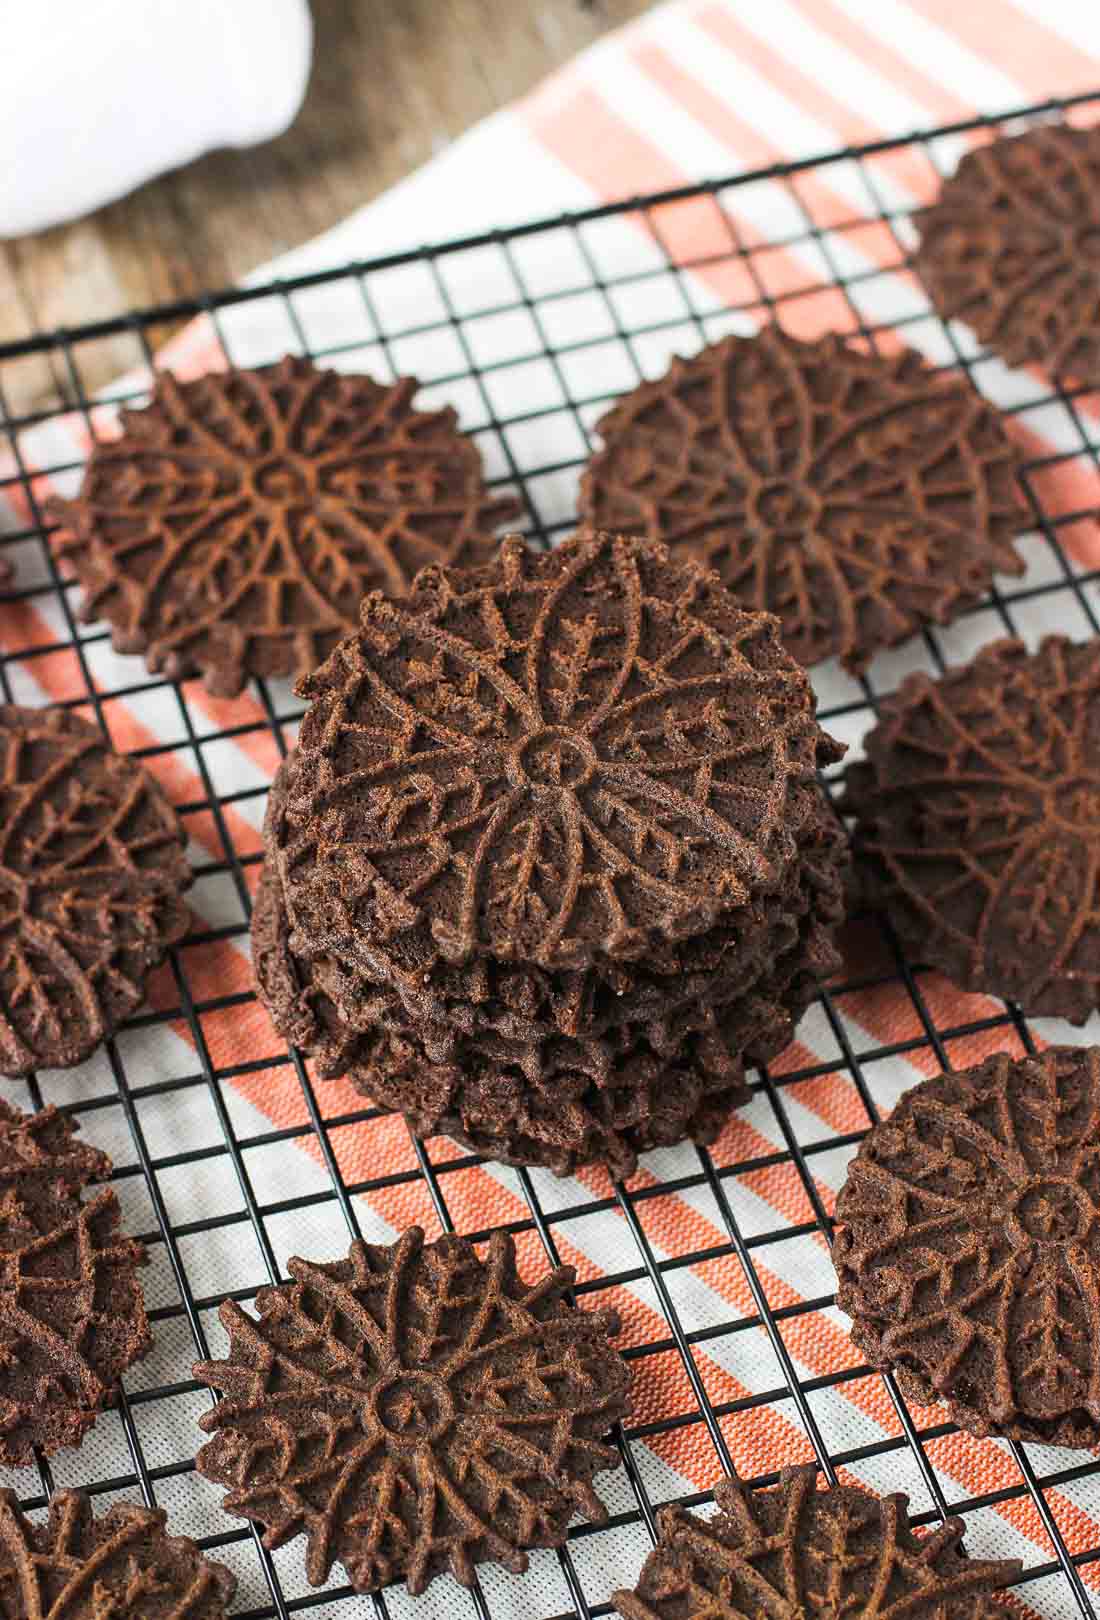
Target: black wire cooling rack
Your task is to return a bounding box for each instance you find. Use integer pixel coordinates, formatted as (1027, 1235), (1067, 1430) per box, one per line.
(2, 88), (1100, 1620)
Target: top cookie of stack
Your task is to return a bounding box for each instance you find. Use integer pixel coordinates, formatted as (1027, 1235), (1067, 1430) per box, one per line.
(255, 529), (847, 1176)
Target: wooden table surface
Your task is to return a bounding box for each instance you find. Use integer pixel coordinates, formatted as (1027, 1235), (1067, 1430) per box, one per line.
(1, 0), (652, 415)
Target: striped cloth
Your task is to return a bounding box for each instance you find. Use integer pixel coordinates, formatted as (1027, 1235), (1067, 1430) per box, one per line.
(3, 4), (1100, 1615)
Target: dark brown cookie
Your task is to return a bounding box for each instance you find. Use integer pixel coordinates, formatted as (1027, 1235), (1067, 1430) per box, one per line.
(580, 327), (1026, 672)
(614, 1466), (1019, 1620)
(0, 1488), (236, 1618)
(915, 122), (1100, 386)
(194, 1227), (629, 1595)
(49, 356), (520, 697)
(834, 1046), (1100, 1447)
(0, 705), (191, 1074)
(277, 530), (839, 996)
(843, 635), (1100, 1022)
(0, 1097), (150, 1462)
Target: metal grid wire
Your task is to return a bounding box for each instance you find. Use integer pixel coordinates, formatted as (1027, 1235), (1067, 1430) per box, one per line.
(2, 87), (1100, 1619)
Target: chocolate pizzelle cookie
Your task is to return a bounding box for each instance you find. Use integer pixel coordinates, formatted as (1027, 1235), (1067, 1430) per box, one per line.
(0, 1489), (236, 1618)
(255, 530), (848, 1172)
(50, 356), (519, 697)
(0, 1098), (150, 1462)
(279, 529), (833, 973)
(834, 1047), (1100, 1447)
(0, 705), (191, 1074)
(915, 122), (1100, 387)
(194, 1227), (629, 1596)
(613, 1467), (1019, 1620)
(580, 327), (1026, 671)
(843, 635), (1100, 1021)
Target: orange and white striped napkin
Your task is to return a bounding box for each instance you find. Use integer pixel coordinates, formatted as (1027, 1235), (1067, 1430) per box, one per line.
(3, 4), (1100, 1616)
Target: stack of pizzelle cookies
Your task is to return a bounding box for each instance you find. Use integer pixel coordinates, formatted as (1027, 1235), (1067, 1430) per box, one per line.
(253, 528), (849, 1176)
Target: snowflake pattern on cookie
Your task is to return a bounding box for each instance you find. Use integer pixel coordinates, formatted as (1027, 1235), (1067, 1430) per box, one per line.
(0, 1489), (235, 1618)
(834, 1047), (1100, 1446)
(916, 123), (1100, 386)
(614, 1466), (1018, 1620)
(50, 356), (519, 696)
(278, 531), (835, 984)
(0, 1099), (150, 1462)
(0, 705), (191, 1074)
(580, 328), (1025, 671)
(844, 635), (1100, 1022)
(194, 1227), (628, 1595)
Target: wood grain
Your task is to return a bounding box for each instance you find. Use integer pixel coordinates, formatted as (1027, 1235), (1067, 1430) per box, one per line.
(0, 0), (652, 415)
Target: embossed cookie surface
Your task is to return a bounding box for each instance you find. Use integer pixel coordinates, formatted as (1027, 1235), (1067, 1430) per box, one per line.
(916, 123), (1100, 386)
(277, 530), (836, 988)
(843, 635), (1100, 1021)
(614, 1466), (1018, 1620)
(0, 705), (191, 1073)
(580, 327), (1025, 671)
(50, 356), (518, 697)
(0, 1489), (236, 1617)
(834, 1047), (1100, 1446)
(195, 1227), (629, 1595)
(0, 1099), (150, 1461)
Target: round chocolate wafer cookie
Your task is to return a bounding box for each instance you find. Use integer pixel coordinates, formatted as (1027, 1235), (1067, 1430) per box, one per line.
(194, 1227), (629, 1596)
(579, 327), (1026, 672)
(277, 530), (839, 999)
(0, 705), (191, 1075)
(0, 1097), (150, 1462)
(834, 1046), (1100, 1447)
(49, 356), (520, 697)
(0, 1488), (236, 1618)
(613, 1466), (1019, 1620)
(843, 635), (1100, 1021)
(915, 122), (1100, 387)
